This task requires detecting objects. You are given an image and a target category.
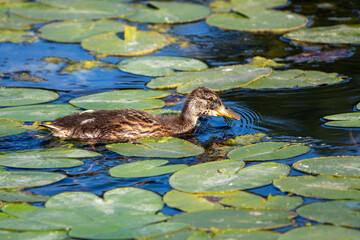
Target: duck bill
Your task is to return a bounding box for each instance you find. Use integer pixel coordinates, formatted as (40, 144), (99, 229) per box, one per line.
(216, 105), (241, 120)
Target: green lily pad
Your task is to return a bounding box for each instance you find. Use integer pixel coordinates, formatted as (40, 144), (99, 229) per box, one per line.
(263, 195), (303, 211)
(278, 226), (360, 240)
(0, 87), (58, 107)
(0, 147), (100, 169)
(10, 1), (133, 21)
(283, 25), (360, 44)
(0, 230), (68, 240)
(45, 187), (163, 219)
(39, 19), (126, 43)
(206, 8), (307, 33)
(107, 137), (204, 158)
(226, 133), (268, 146)
(210, 0), (288, 12)
(293, 156), (360, 177)
(189, 230), (281, 240)
(324, 112), (360, 128)
(0, 171), (66, 189)
(118, 56), (208, 77)
(297, 200), (360, 228)
(171, 208), (295, 230)
(109, 160), (188, 178)
(0, 118), (27, 137)
(0, 29), (36, 43)
(169, 160), (290, 193)
(127, 1), (211, 23)
(147, 64), (272, 93)
(0, 189), (49, 202)
(69, 89), (170, 110)
(81, 26), (169, 56)
(245, 69), (346, 89)
(228, 142), (310, 161)
(274, 175), (360, 199)
(0, 104), (80, 122)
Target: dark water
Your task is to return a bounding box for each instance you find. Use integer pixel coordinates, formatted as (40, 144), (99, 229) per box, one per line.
(1, 0), (360, 232)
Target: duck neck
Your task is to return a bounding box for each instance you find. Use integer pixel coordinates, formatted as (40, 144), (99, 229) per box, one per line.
(160, 108), (199, 135)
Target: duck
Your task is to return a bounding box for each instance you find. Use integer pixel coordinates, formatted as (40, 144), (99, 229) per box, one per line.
(40, 87), (241, 141)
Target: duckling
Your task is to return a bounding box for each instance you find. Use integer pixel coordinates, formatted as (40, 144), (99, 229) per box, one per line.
(40, 87), (241, 141)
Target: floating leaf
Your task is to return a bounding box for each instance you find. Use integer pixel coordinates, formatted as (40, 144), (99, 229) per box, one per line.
(226, 133), (268, 146)
(43, 57), (116, 73)
(0, 230), (68, 240)
(248, 56), (285, 67)
(171, 208), (295, 230)
(0, 189), (49, 202)
(0, 118), (27, 137)
(109, 160), (188, 178)
(274, 175), (360, 199)
(283, 25), (360, 44)
(0, 147), (100, 169)
(118, 56), (208, 77)
(39, 19), (126, 43)
(297, 200), (360, 228)
(210, 0), (288, 12)
(228, 142), (309, 161)
(286, 49), (354, 63)
(189, 230), (280, 240)
(81, 26), (169, 56)
(45, 187), (163, 219)
(245, 69), (346, 89)
(324, 112), (360, 128)
(170, 160), (289, 193)
(107, 137), (204, 158)
(0, 29), (36, 43)
(69, 89), (170, 110)
(0, 171), (66, 189)
(10, 72), (47, 82)
(0, 104), (80, 121)
(278, 226), (360, 240)
(293, 156), (360, 177)
(0, 87), (58, 107)
(127, 1), (211, 23)
(263, 195), (303, 211)
(147, 64), (272, 93)
(206, 8), (307, 33)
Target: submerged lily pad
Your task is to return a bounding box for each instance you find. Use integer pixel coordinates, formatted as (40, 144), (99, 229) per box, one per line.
(0, 88), (58, 106)
(245, 69), (346, 89)
(283, 25), (360, 44)
(170, 160), (290, 193)
(0, 104), (80, 121)
(107, 137), (204, 158)
(147, 64), (272, 93)
(109, 160), (188, 178)
(297, 200), (360, 228)
(118, 56), (208, 77)
(228, 142), (310, 161)
(39, 19), (126, 43)
(69, 89), (170, 110)
(274, 175), (360, 199)
(43, 57), (116, 73)
(0, 189), (49, 202)
(81, 26), (169, 56)
(0, 171), (66, 189)
(127, 1), (211, 23)
(210, 0), (288, 12)
(0, 29), (36, 43)
(324, 112), (360, 128)
(206, 8), (307, 33)
(171, 208), (295, 230)
(0, 147), (100, 169)
(293, 156), (360, 177)
(0, 118), (27, 137)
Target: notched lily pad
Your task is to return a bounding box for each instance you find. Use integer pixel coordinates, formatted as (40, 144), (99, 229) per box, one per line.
(107, 137), (204, 158)
(324, 112), (360, 128)
(210, 0), (289, 12)
(0, 189), (49, 202)
(0, 87), (58, 107)
(0, 29), (36, 43)
(0, 171), (66, 189)
(0, 118), (27, 137)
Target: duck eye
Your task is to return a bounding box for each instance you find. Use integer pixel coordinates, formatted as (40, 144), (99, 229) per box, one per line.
(208, 96), (216, 102)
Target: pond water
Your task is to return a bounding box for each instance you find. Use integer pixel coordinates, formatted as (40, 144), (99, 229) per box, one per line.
(0, 0), (360, 239)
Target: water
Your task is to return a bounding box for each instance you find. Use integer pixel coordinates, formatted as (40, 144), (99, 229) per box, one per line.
(0, 0), (360, 234)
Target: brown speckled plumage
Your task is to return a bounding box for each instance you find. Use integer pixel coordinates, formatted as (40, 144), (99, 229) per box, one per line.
(40, 87), (241, 141)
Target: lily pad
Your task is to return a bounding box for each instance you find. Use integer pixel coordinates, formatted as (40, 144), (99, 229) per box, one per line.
(0, 29), (36, 43)
(0, 171), (66, 189)
(324, 112), (360, 128)
(297, 200), (360, 228)
(43, 57), (116, 73)
(263, 195), (303, 211)
(169, 160), (290, 193)
(0, 87), (58, 107)
(228, 142), (310, 161)
(210, 0), (288, 12)
(107, 137), (204, 158)
(0, 147), (100, 169)
(0, 118), (27, 137)
(0, 230), (68, 240)
(118, 56), (208, 77)
(69, 89), (170, 110)
(0, 104), (80, 121)
(109, 160), (188, 178)
(293, 156), (360, 177)
(189, 230), (281, 240)
(283, 25), (360, 44)
(81, 26), (169, 56)
(39, 19), (126, 43)
(45, 187), (163, 219)
(127, 1), (211, 23)
(171, 208), (295, 230)
(245, 69), (346, 89)
(206, 8), (307, 33)
(0, 189), (49, 202)
(147, 64), (272, 93)
(274, 175), (360, 199)
(278, 226), (360, 240)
